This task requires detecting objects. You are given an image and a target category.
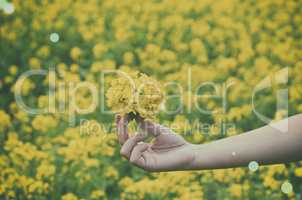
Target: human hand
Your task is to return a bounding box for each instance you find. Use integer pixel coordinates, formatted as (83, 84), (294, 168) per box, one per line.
(116, 114), (195, 172)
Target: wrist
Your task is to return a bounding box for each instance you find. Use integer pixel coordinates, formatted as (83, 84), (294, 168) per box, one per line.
(186, 144), (203, 170)
(187, 143), (213, 170)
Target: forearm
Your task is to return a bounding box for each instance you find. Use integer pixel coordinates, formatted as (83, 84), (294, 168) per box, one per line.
(190, 114), (302, 170)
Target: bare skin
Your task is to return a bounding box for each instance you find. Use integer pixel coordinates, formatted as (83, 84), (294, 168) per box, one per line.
(116, 114), (302, 172)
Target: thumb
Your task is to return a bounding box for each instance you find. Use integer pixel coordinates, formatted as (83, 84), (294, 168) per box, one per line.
(136, 116), (172, 136)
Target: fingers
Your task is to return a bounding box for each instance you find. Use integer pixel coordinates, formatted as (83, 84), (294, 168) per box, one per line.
(130, 143), (149, 163)
(120, 133), (146, 159)
(116, 114), (129, 144)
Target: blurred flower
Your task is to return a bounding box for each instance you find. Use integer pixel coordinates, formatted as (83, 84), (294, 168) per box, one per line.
(70, 47), (82, 60)
(90, 190), (105, 199)
(62, 193), (78, 200)
(29, 57), (41, 69)
(229, 184), (242, 198)
(0, 110), (10, 130)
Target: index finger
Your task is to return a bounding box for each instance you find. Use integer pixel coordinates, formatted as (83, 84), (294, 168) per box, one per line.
(116, 114), (129, 144)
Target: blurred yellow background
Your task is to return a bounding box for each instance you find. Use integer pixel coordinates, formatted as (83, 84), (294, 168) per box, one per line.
(0, 0), (302, 199)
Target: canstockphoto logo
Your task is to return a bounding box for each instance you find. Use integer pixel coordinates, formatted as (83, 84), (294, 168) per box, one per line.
(252, 67), (288, 132)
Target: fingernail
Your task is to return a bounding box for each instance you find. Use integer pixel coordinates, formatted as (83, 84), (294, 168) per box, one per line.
(116, 115), (121, 123)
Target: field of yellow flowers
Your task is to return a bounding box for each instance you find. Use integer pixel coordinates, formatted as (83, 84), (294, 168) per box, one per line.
(1, 0), (302, 199)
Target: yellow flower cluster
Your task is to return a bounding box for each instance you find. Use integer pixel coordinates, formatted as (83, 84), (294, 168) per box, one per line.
(106, 70), (164, 119)
(32, 115), (58, 132)
(0, 110), (11, 131)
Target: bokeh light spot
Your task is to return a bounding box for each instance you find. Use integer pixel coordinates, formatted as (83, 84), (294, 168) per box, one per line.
(50, 33), (60, 43)
(248, 161), (259, 172)
(3, 2), (14, 14)
(281, 181), (293, 194)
